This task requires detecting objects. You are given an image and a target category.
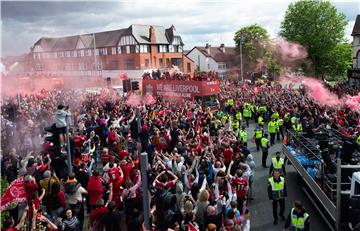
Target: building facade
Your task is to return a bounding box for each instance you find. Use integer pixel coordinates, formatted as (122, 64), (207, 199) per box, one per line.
(352, 15), (360, 68)
(28, 24), (194, 79)
(186, 44), (237, 79)
(349, 15), (360, 86)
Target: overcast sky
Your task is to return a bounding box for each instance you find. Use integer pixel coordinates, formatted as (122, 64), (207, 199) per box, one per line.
(1, 0), (359, 57)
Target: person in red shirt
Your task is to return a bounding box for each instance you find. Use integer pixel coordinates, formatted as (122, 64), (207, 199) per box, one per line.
(120, 156), (134, 181)
(109, 167), (124, 209)
(24, 175), (39, 203)
(90, 198), (110, 230)
(228, 161), (248, 210)
(87, 170), (104, 211)
(223, 144), (233, 168)
(153, 170), (178, 189)
(48, 182), (66, 219)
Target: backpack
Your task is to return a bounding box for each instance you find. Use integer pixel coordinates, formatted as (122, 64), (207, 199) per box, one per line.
(64, 182), (80, 194)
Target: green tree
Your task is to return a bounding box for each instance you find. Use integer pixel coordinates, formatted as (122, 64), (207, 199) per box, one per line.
(234, 24), (270, 65)
(280, 0), (349, 78)
(323, 42), (352, 80)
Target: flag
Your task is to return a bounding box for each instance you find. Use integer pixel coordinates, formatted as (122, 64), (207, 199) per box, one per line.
(188, 222), (199, 231)
(1, 177), (26, 211)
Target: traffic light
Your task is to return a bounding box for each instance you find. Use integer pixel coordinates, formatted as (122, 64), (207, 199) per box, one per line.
(131, 81), (139, 90)
(44, 123), (60, 153)
(123, 79), (131, 93)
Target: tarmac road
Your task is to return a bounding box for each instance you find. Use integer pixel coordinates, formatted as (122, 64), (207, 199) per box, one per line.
(245, 122), (329, 231)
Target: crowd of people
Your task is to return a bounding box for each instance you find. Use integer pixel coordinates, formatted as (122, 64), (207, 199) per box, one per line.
(142, 68), (218, 81)
(1, 78), (359, 231)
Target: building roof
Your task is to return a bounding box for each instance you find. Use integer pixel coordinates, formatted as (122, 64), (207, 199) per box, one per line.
(32, 24), (182, 52)
(189, 46), (237, 63)
(131, 24), (170, 44)
(352, 15), (360, 36)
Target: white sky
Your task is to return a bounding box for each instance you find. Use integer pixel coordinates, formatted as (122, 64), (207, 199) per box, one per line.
(1, 0), (359, 57)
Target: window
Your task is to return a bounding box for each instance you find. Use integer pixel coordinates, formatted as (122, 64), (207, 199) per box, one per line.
(95, 49), (99, 56)
(126, 59), (134, 69)
(86, 49), (92, 56)
(166, 58), (170, 67)
(158, 45), (168, 53)
(130, 45), (136, 54)
(139, 45), (149, 53)
(169, 45), (174, 52)
(145, 59), (149, 68)
(179, 46), (183, 52)
(109, 60), (119, 69)
(53, 52), (58, 59)
(35, 63), (43, 71)
(73, 51), (77, 57)
(208, 64), (210, 69)
(126, 46), (130, 54)
(112, 47), (117, 55)
(79, 62), (84, 70)
(159, 58), (163, 68)
(357, 53), (360, 68)
(119, 35), (137, 46)
(99, 48), (107, 56)
(58, 52), (64, 58)
(117, 46), (122, 54)
(187, 63), (191, 72)
(218, 63), (226, 70)
(65, 51), (71, 57)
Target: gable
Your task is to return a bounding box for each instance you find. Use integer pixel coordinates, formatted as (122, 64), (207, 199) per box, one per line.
(33, 45), (43, 52)
(76, 38), (85, 49)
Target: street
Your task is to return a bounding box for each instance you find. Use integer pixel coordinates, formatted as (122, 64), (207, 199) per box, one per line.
(245, 123), (328, 231)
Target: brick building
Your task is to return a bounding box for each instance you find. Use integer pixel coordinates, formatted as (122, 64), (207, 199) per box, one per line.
(28, 24), (194, 79)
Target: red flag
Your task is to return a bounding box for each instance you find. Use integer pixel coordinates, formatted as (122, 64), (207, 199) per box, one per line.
(1, 177), (26, 211)
(188, 223), (199, 231)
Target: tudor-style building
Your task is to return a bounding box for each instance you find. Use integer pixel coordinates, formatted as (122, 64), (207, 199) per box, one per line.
(28, 24), (194, 78)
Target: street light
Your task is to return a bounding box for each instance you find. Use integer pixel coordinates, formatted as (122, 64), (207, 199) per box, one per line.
(239, 36), (244, 83)
(92, 33), (98, 76)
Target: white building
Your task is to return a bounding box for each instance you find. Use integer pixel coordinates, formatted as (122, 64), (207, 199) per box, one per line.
(186, 44), (237, 79)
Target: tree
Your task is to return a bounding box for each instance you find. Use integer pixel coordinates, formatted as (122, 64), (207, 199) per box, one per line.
(280, 0), (349, 79)
(323, 43), (352, 80)
(234, 24), (270, 69)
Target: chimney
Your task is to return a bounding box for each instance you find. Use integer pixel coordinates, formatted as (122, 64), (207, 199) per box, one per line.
(205, 43), (211, 55)
(149, 26), (156, 43)
(220, 43), (225, 53)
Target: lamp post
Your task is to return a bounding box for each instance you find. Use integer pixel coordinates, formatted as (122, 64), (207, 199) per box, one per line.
(92, 33), (98, 76)
(239, 36), (244, 83)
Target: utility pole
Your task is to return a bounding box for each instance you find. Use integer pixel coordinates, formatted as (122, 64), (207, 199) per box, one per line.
(240, 36), (244, 83)
(93, 33), (98, 77)
(66, 115), (72, 174)
(140, 152), (150, 230)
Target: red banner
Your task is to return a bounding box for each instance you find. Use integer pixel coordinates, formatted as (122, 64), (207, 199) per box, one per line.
(142, 80), (220, 99)
(1, 177), (26, 211)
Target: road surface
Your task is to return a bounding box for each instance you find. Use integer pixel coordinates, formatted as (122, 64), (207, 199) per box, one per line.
(246, 122), (328, 231)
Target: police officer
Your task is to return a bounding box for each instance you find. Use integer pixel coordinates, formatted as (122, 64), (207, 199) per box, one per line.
(243, 104), (252, 127)
(226, 97), (234, 112)
(261, 133), (270, 167)
(283, 201), (310, 231)
(277, 116), (284, 141)
(253, 125), (263, 151)
(268, 169), (287, 225)
(258, 114), (264, 128)
(239, 126), (248, 146)
(269, 151), (286, 176)
(268, 117), (278, 145)
(292, 120), (303, 133)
